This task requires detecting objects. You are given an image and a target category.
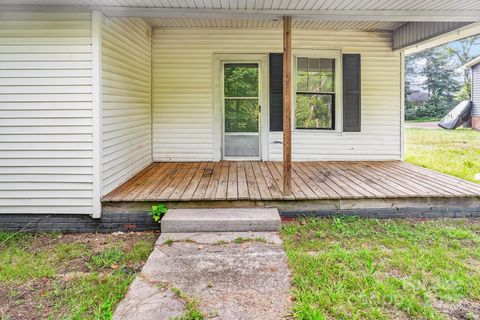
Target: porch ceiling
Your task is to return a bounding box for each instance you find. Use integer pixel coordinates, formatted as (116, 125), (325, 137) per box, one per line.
(3, 0), (480, 12)
(146, 18), (405, 31)
(2, 0), (480, 23)
(2, 1), (479, 48)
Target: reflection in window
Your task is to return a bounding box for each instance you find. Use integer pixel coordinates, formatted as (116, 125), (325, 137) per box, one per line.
(225, 99), (259, 132)
(224, 64), (259, 133)
(296, 57), (335, 129)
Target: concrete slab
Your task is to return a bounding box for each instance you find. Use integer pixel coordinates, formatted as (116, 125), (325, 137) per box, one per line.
(113, 232), (292, 320)
(161, 208), (281, 233)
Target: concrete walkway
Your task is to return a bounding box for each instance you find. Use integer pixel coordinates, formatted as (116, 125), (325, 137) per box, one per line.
(113, 232), (292, 320)
(405, 121), (440, 129)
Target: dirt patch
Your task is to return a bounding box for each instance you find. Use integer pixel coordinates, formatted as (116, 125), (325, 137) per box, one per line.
(433, 299), (480, 320)
(33, 232), (154, 253)
(0, 231), (158, 320)
(0, 278), (55, 320)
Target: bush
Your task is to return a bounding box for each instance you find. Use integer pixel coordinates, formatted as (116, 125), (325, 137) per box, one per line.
(405, 99), (455, 121)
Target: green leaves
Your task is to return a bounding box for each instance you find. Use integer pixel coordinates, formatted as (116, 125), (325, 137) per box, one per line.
(149, 204), (168, 223)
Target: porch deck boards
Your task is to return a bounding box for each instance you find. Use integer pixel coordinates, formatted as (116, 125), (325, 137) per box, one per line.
(103, 161), (480, 202)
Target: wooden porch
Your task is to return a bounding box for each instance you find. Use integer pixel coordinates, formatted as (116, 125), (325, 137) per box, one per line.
(103, 161), (480, 203)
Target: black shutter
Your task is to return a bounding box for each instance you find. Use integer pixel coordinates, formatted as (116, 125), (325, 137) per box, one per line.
(269, 53), (283, 131)
(343, 54), (361, 132)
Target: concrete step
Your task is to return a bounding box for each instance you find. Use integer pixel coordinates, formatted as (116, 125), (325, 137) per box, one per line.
(161, 208), (281, 233)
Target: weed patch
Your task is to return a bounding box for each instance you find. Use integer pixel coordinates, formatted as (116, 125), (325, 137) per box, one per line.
(0, 232), (158, 319)
(282, 218), (480, 319)
(171, 287), (204, 320)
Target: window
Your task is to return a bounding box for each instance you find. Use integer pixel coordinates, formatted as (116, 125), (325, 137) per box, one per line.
(224, 64), (259, 132)
(295, 57), (335, 130)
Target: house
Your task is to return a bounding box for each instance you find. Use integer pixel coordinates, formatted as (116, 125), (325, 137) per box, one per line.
(1, 1), (480, 231)
(462, 56), (480, 130)
(406, 91), (429, 105)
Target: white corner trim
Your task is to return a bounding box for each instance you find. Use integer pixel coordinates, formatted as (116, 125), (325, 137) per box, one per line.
(91, 11), (103, 218)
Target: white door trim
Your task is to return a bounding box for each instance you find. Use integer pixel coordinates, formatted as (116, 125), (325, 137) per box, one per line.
(212, 53), (269, 161)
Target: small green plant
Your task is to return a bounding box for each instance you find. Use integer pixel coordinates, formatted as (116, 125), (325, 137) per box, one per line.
(150, 204), (168, 223)
(233, 237), (267, 244)
(463, 160), (474, 168)
(91, 247), (124, 268)
(171, 287), (204, 320)
(164, 239), (174, 246)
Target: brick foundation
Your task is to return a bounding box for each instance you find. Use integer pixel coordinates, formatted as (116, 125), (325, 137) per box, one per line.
(472, 116), (480, 131)
(0, 212), (160, 233)
(1, 205), (480, 233)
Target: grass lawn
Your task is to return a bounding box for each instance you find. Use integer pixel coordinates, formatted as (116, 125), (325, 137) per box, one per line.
(0, 231), (158, 320)
(405, 128), (480, 183)
(282, 217), (480, 320)
(405, 117), (441, 123)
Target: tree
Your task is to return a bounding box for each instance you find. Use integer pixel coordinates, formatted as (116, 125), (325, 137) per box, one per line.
(443, 35), (480, 101)
(444, 35), (480, 83)
(405, 48), (461, 120)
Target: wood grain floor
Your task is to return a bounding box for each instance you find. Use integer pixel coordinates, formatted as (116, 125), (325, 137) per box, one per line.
(102, 161), (480, 202)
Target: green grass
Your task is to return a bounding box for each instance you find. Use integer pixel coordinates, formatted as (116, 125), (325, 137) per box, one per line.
(405, 117), (441, 123)
(171, 287), (205, 320)
(282, 217), (480, 320)
(405, 128), (480, 183)
(0, 232), (157, 319)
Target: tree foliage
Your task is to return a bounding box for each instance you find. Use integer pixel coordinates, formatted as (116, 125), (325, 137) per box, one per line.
(405, 36), (480, 120)
(224, 65), (259, 132)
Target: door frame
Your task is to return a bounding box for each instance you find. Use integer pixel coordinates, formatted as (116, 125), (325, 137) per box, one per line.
(213, 53), (269, 161)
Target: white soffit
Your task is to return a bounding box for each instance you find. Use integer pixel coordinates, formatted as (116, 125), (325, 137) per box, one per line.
(1, 0), (480, 11)
(146, 18), (405, 31)
(2, 1), (480, 22)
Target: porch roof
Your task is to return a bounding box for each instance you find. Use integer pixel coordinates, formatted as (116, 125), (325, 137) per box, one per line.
(3, 0), (480, 51)
(2, 0), (480, 22)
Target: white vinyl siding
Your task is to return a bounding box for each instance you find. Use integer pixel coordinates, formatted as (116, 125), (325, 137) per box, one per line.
(472, 64), (480, 117)
(152, 28), (401, 161)
(101, 17), (152, 195)
(0, 12), (94, 214)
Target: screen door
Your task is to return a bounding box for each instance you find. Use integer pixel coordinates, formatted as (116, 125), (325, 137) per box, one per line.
(223, 63), (260, 159)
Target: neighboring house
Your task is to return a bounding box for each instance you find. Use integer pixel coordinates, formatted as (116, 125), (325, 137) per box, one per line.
(406, 90), (429, 104)
(0, 1), (480, 229)
(462, 56), (480, 130)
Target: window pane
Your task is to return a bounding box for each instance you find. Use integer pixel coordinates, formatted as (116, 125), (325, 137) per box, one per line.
(320, 58), (335, 92)
(296, 57), (335, 93)
(296, 58), (309, 92)
(225, 99), (259, 132)
(307, 58), (320, 92)
(295, 94), (333, 129)
(224, 64), (259, 97)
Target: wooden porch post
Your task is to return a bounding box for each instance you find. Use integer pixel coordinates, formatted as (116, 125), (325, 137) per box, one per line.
(283, 16), (292, 195)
